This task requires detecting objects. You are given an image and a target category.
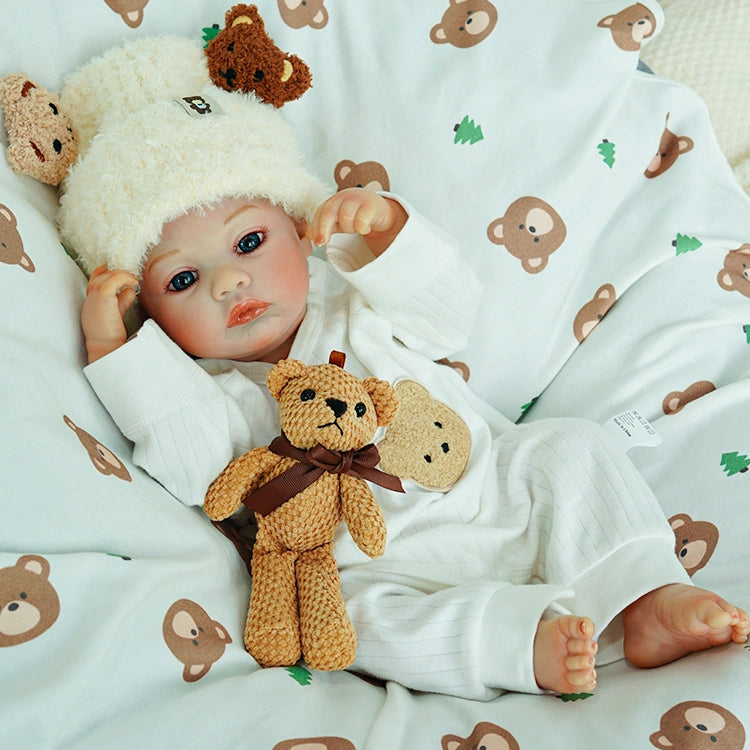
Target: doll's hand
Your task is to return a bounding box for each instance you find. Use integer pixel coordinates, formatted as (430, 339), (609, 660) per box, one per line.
(311, 188), (407, 256)
(81, 266), (139, 363)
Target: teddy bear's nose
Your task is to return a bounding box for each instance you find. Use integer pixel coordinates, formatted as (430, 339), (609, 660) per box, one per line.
(326, 398), (347, 418)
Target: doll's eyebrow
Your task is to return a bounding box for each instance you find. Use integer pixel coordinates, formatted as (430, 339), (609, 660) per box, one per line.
(144, 248), (181, 277)
(223, 203), (261, 225)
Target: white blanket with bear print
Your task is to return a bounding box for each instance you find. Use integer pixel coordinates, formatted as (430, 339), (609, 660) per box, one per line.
(1, 1), (749, 748)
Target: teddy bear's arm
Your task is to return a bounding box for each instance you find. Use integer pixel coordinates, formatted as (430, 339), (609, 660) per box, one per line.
(339, 474), (387, 558)
(203, 447), (278, 520)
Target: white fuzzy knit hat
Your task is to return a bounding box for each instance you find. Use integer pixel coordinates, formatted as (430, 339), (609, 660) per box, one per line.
(58, 36), (327, 277)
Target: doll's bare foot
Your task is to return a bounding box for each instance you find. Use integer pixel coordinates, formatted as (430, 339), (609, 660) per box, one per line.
(533, 615), (598, 693)
(623, 583), (749, 669)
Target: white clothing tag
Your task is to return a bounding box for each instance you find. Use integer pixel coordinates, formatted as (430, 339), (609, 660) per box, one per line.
(603, 408), (661, 452)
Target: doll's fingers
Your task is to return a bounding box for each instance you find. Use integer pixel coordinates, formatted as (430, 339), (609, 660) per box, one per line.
(88, 265), (110, 280)
(116, 286), (137, 318)
(88, 269), (139, 298)
(311, 197), (341, 246)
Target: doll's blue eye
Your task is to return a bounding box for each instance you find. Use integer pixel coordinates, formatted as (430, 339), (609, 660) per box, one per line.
(168, 270), (197, 292)
(237, 232), (263, 254)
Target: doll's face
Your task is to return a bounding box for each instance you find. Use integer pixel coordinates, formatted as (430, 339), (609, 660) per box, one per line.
(139, 198), (312, 362)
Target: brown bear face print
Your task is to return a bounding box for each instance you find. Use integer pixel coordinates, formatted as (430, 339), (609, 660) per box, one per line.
(487, 196), (567, 273)
(277, 0), (328, 29)
(573, 283), (617, 343)
(64, 415), (132, 481)
(334, 159), (390, 193)
(645, 114), (694, 178)
(0, 204), (34, 272)
(162, 599), (232, 682)
(103, 0), (149, 28)
(442, 721), (521, 750)
(662, 381), (716, 415)
(431, 0), (498, 48)
(650, 701), (745, 749)
(668, 513), (719, 577)
(598, 3), (656, 51)
(273, 739), (355, 750)
(717, 244), (750, 297)
(0, 555), (60, 647)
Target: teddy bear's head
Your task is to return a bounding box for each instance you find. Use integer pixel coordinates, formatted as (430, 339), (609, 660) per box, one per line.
(0, 74), (78, 186)
(267, 355), (399, 453)
(205, 3), (312, 107)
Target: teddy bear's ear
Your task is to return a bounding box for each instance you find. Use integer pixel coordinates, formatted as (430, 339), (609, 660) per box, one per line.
(225, 3), (260, 27)
(364, 377), (399, 427)
(266, 358), (309, 400)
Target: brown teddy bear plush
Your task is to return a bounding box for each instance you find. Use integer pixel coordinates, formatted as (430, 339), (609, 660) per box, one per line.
(205, 3), (312, 107)
(0, 74), (78, 185)
(204, 352), (402, 671)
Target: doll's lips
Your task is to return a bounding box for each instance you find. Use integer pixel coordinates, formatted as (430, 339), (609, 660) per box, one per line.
(228, 299), (270, 328)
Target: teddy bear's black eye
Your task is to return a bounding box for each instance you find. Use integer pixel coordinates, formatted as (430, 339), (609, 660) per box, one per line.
(355, 402), (366, 418)
(48, 102), (58, 116)
(300, 389), (315, 401)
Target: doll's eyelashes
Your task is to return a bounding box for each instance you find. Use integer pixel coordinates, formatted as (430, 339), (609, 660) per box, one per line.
(300, 389), (315, 401)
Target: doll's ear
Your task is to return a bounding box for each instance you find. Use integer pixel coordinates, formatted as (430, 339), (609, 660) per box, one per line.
(266, 358), (308, 400)
(364, 377), (399, 427)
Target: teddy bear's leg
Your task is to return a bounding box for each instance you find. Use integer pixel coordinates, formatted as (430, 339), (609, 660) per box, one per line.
(245, 549), (301, 667)
(296, 544), (357, 671)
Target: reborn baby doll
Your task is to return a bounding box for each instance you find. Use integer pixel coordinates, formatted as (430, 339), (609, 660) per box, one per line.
(56, 34), (748, 700)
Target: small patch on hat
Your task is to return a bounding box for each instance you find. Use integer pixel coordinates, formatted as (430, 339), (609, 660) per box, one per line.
(174, 94), (224, 118)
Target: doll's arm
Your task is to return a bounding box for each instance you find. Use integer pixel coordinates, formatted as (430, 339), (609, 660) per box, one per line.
(339, 474), (387, 558)
(310, 188), (407, 258)
(204, 447), (278, 520)
(81, 265), (139, 363)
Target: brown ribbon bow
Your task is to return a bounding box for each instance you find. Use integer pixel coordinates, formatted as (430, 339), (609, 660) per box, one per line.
(242, 432), (404, 516)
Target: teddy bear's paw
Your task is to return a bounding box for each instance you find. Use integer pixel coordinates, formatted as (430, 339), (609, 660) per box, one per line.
(246, 624), (301, 668)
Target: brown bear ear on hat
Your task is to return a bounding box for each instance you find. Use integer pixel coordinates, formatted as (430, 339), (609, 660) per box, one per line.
(266, 358), (309, 399)
(205, 3), (312, 107)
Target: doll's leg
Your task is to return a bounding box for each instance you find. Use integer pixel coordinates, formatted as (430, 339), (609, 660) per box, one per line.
(500, 418), (747, 674)
(245, 549), (301, 667)
(296, 544), (357, 671)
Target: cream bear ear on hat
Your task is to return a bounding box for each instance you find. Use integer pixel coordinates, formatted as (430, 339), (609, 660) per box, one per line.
(59, 36), (212, 157)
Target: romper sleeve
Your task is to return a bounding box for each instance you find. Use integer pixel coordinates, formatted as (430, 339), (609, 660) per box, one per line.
(84, 319), (272, 507)
(325, 195), (482, 359)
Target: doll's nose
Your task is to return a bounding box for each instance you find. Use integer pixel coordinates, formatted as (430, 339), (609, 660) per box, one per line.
(212, 265), (251, 299)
